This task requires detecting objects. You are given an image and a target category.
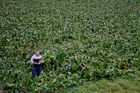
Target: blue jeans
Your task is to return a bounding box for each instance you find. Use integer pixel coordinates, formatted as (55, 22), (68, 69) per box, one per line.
(32, 64), (41, 77)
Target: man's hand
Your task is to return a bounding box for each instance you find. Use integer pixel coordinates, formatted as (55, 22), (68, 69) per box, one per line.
(38, 60), (44, 64)
(40, 60), (44, 63)
(33, 62), (38, 65)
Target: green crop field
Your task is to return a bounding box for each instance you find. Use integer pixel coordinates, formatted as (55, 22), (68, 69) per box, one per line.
(0, 0), (139, 92)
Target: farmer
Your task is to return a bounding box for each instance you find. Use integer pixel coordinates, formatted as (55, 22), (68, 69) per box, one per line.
(31, 51), (42, 77)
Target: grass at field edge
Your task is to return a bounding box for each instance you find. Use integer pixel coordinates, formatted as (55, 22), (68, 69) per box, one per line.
(59, 71), (140, 93)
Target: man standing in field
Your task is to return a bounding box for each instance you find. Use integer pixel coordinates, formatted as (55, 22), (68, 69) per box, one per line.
(31, 51), (42, 77)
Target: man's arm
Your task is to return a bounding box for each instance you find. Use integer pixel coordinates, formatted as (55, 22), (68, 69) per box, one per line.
(31, 55), (34, 64)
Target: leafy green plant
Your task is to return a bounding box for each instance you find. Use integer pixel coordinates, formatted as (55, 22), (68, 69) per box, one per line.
(0, 0), (139, 92)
